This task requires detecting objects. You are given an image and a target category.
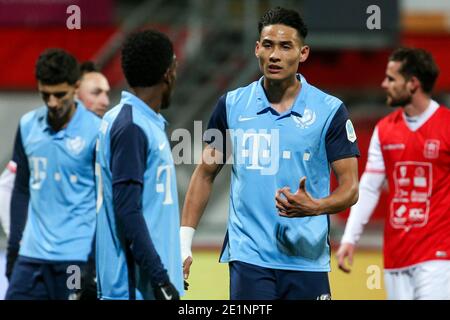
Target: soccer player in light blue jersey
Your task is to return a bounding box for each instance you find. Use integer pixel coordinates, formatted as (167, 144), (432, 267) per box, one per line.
(95, 30), (183, 300)
(181, 7), (360, 299)
(1, 60), (109, 300)
(5, 49), (100, 299)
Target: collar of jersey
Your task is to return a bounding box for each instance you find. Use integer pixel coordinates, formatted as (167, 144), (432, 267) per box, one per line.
(255, 73), (308, 119)
(41, 100), (86, 138)
(120, 91), (167, 129)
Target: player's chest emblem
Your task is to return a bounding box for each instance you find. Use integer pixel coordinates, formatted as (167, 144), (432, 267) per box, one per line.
(292, 108), (316, 128)
(423, 139), (440, 159)
(66, 136), (86, 155)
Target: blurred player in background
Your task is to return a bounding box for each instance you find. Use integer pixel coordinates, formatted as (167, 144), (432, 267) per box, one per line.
(77, 61), (110, 117)
(5, 49), (100, 299)
(0, 61), (110, 238)
(181, 7), (359, 300)
(337, 48), (450, 300)
(0, 161), (15, 238)
(95, 29), (183, 300)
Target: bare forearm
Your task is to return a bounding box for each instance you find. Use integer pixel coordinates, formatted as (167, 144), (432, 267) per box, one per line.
(181, 165), (215, 228)
(316, 157), (359, 215)
(317, 180), (359, 215)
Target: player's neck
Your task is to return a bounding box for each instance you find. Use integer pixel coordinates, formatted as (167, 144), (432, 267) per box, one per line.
(48, 103), (76, 132)
(263, 76), (300, 113)
(132, 86), (163, 114)
(403, 95), (432, 117)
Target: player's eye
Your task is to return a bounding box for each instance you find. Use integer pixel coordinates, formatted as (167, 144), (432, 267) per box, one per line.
(52, 91), (68, 99)
(40, 91), (68, 100)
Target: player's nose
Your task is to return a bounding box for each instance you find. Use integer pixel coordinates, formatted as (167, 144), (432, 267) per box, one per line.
(101, 92), (110, 108)
(46, 96), (59, 109)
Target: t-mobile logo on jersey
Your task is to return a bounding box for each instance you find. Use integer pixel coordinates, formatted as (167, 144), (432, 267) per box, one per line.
(233, 129), (280, 175)
(156, 165), (174, 205)
(29, 157), (47, 190)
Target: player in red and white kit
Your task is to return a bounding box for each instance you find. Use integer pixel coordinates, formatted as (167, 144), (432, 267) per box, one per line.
(0, 161), (16, 237)
(337, 47), (450, 300)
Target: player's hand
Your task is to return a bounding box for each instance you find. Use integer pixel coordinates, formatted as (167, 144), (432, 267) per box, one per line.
(183, 256), (193, 283)
(276, 177), (322, 217)
(336, 242), (355, 273)
(180, 226), (195, 287)
(154, 281), (180, 300)
(5, 247), (19, 280)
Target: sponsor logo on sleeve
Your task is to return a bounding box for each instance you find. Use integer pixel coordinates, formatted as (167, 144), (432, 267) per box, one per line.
(346, 119), (357, 143)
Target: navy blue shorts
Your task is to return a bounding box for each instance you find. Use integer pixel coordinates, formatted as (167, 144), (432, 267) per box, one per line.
(229, 261), (331, 300)
(5, 256), (85, 300)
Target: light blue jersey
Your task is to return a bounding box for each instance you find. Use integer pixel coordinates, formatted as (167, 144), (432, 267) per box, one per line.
(96, 91), (183, 299)
(18, 102), (100, 261)
(207, 75), (359, 271)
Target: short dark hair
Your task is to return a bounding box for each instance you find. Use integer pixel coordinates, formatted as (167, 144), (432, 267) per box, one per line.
(389, 47), (439, 94)
(258, 7), (308, 41)
(35, 48), (80, 85)
(121, 29), (174, 87)
(80, 61), (99, 75)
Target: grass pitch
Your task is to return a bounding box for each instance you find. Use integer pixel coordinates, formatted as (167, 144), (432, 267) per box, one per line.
(182, 249), (385, 300)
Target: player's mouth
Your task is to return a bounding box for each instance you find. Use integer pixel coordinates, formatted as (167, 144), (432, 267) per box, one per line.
(268, 64), (282, 74)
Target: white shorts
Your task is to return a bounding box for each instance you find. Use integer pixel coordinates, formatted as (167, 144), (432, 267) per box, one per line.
(384, 260), (450, 300)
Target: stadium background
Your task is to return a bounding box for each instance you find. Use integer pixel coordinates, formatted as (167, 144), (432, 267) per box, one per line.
(1, 0), (450, 299)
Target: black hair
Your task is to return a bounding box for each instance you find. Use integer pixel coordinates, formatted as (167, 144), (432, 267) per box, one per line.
(389, 47), (439, 94)
(121, 29), (174, 87)
(35, 48), (80, 85)
(80, 61), (99, 75)
(258, 7), (308, 41)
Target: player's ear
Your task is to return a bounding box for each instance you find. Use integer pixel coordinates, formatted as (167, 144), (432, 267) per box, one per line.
(408, 76), (420, 94)
(163, 68), (173, 86)
(74, 80), (81, 91)
(299, 45), (310, 63)
(163, 57), (177, 86)
(255, 41), (261, 59)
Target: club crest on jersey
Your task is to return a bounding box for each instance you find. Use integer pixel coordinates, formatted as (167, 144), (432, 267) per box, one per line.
(66, 136), (86, 155)
(423, 139), (440, 159)
(346, 119), (357, 143)
(292, 108), (316, 128)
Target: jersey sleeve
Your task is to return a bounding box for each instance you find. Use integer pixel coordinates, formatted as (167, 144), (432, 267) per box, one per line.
(110, 119), (169, 286)
(341, 171), (385, 244)
(110, 122), (148, 185)
(204, 94), (229, 153)
(8, 125), (30, 253)
(364, 126), (385, 173)
(325, 103), (360, 163)
(341, 126), (386, 244)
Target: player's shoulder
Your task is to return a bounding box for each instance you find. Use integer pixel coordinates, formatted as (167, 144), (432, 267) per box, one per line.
(225, 80), (259, 106)
(19, 106), (46, 127)
(377, 108), (403, 128)
(305, 81), (344, 114)
(78, 103), (102, 129)
(433, 105), (450, 133)
(106, 103), (148, 140)
(436, 105), (450, 118)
